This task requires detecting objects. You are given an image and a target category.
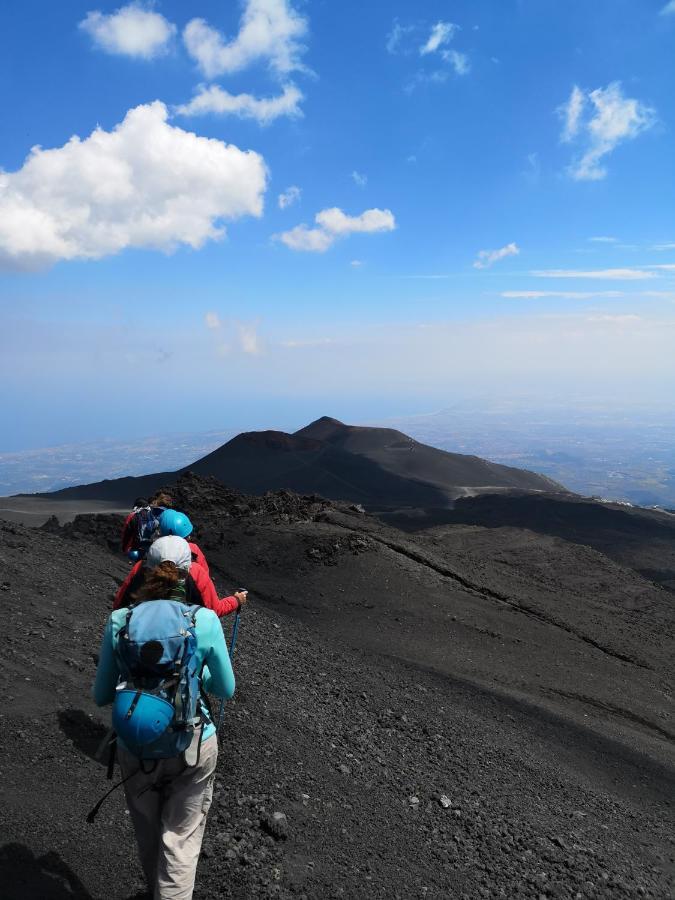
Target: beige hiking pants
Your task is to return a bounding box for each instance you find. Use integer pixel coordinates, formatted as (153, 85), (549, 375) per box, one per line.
(118, 733), (218, 900)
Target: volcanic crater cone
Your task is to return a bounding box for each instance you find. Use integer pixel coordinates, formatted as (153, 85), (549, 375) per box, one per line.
(37, 416), (565, 506)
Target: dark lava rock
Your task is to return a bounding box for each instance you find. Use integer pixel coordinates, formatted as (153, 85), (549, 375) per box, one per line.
(260, 811), (289, 841)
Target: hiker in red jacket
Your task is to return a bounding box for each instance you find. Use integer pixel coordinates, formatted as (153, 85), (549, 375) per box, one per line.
(114, 535), (247, 618)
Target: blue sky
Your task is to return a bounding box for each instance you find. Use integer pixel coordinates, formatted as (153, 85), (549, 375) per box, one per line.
(1, 0), (674, 451)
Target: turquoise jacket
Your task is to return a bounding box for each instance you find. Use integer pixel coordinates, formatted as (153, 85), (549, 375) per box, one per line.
(93, 604), (235, 744)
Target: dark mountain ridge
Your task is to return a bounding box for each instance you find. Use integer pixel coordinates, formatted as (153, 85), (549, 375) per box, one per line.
(32, 416), (564, 506)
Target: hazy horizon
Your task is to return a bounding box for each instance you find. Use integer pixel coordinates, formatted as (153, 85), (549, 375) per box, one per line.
(3, 397), (675, 507)
(2, 1), (674, 454)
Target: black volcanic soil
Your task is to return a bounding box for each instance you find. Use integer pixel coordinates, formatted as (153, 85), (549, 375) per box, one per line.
(1, 475), (673, 899)
(380, 492), (675, 593)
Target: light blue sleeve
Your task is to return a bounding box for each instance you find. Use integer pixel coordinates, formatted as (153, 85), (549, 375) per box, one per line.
(92, 616), (120, 707)
(200, 611), (235, 700)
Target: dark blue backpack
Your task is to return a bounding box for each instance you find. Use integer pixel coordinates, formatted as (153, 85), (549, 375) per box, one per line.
(131, 506), (163, 555)
(112, 600), (205, 762)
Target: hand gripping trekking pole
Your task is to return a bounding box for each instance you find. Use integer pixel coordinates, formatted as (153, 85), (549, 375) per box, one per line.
(216, 599), (242, 733)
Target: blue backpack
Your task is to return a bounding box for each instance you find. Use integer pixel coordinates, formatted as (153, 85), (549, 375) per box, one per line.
(112, 600), (206, 762)
(129, 506), (164, 558)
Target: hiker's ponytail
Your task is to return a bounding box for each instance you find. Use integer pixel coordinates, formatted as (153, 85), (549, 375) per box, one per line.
(132, 561), (187, 602)
(150, 492), (174, 508)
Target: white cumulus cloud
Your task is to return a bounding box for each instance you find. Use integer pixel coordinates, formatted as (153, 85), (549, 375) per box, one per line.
(278, 185), (301, 209)
(473, 242), (520, 269)
(558, 82), (656, 181)
(175, 83), (303, 124)
(276, 207), (396, 253)
(420, 21), (457, 55)
(79, 2), (176, 59)
(276, 224), (335, 252)
(183, 0), (308, 79)
(0, 101), (267, 271)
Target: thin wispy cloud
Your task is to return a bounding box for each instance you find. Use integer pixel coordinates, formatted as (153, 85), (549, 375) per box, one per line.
(205, 313), (264, 355)
(0, 102), (267, 271)
(276, 207), (396, 253)
(501, 291), (624, 299)
(558, 82), (656, 181)
(175, 83), (303, 123)
(560, 85), (585, 143)
(420, 22), (458, 55)
(281, 337), (336, 348)
(237, 321), (263, 355)
(586, 314), (641, 324)
(386, 19), (414, 55)
(79, 3), (176, 59)
(660, 1), (675, 14)
(278, 185), (301, 210)
(389, 17), (469, 81)
(183, 0), (308, 79)
(523, 152), (541, 183)
(531, 268), (655, 280)
(473, 242), (520, 269)
(589, 236), (618, 243)
(651, 243), (675, 251)
(403, 274), (450, 280)
(351, 171), (368, 187)
(443, 50), (470, 75)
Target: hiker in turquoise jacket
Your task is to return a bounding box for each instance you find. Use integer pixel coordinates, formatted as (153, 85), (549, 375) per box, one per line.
(93, 536), (235, 900)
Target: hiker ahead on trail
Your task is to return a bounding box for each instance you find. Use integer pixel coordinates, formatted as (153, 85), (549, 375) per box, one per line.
(121, 492), (174, 561)
(157, 508), (210, 574)
(114, 536), (247, 618)
(93, 550), (235, 899)
(122, 494), (213, 572)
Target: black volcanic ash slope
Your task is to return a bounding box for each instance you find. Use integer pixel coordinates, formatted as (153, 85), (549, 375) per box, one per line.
(381, 491), (675, 592)
(1, 510), (674, 900)
(39, 416), (564, 506)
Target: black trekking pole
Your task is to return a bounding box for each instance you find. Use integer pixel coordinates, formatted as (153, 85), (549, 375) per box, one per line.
(216, 595), (243, 733)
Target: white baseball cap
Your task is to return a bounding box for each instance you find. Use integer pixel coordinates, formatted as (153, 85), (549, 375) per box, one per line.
(145, 535), (192, 571)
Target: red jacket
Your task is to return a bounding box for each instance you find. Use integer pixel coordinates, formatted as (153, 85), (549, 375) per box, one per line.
(113, 560), (239, 617)
(189, 542), (209, 575)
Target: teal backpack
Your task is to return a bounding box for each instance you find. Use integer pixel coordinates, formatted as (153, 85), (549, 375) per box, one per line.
(112, 599), (207, 762)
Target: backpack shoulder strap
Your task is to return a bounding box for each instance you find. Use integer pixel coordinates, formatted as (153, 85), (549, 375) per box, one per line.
(184, 574), (201, 607)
